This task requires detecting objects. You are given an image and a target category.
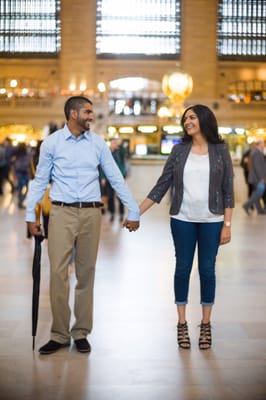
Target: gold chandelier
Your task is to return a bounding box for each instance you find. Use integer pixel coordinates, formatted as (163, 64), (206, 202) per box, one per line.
(162, 67), (193, 103)
(159, 67), (193, 119)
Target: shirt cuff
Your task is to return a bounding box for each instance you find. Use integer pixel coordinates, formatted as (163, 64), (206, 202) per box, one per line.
(25, 211), (36, 223)
(127, 210), (140, 221)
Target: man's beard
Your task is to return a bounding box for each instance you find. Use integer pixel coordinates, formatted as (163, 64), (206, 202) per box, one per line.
(77, 118), (90, 132)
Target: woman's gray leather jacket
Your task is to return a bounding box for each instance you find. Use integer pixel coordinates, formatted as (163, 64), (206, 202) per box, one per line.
(147, 141), (234, 215)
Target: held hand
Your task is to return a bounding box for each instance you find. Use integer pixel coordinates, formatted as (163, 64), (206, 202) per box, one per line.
(220, 226), (231, 245)
(123, 220), (140, 232)
(27, 222), (43, 237)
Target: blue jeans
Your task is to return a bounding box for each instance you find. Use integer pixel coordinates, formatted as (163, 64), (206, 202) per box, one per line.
(243, 184), (264, 213)
(170, 218), (223, 306)
(16, 171), (29, 207)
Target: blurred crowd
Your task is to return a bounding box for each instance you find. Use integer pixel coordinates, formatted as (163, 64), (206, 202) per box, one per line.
(0, 137), (43, 209)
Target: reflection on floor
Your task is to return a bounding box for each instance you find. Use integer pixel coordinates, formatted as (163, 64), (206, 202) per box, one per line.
(0, 164), (266, 400)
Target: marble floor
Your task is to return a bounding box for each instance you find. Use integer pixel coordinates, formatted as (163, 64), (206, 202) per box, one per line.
(0, 164), (266, 400)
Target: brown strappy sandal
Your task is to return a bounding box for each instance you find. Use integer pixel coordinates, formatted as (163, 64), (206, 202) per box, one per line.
(177, 321), (191, 349)
(198, 321), (212, 350)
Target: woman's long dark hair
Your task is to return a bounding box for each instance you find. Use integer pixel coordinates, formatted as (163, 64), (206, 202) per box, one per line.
(181, 104), (224, 144)
(15, 142), (28, 156)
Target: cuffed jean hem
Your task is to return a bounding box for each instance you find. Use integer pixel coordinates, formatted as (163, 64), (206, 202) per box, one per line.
(175, 301), (188, 306)
(201, 301), (214, 306)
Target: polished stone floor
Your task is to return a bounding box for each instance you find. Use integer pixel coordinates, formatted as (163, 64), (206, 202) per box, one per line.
(0, 164), (266, 400)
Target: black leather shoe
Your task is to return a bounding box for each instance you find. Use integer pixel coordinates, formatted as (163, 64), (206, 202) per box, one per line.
(39, 340), (70, 355)
(74, 338), (91, 353)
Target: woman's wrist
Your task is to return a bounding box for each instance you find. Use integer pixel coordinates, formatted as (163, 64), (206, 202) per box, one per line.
(223, 221), (231, 227)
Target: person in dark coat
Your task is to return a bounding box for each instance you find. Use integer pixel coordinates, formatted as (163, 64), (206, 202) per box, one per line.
(242, 139), (266, 215)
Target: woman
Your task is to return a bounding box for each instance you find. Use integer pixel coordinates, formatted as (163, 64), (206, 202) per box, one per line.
(139, 105), (234, 350)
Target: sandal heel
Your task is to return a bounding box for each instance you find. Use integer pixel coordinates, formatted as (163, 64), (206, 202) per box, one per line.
(177, 321), (191, 349)
(199, 321), (212, 350)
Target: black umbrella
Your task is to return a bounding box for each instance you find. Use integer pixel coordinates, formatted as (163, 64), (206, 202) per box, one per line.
(32, 203), (44, 351)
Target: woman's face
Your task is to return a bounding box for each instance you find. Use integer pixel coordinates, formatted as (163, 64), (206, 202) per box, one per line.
(183, 109), (201, 137)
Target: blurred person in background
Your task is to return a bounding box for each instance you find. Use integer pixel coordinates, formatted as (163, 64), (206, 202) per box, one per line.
(0, 142), (6, 195)
(0, 138), (16, 195)
(242, 138), (266, 215)
(101, 138), (128, 222)
(3, 137), (16, 193)
(13, 142), (30, 209)
(240, 146), (253, 201)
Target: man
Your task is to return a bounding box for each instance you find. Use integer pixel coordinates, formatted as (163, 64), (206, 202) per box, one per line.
(26, 96), (139, 355)
(242, 138), (266, 215)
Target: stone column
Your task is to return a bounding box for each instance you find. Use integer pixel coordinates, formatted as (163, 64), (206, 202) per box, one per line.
(181, 0), (218, 101)
(59, 0), (97, 95)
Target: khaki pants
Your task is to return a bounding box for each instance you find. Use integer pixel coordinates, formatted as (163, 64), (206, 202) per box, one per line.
(48, 205), (102, 343)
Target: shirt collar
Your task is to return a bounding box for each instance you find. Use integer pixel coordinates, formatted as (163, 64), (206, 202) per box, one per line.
(62, 124), (91, 141)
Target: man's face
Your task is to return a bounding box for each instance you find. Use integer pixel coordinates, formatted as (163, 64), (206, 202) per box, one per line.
(74, 103), (94, 131)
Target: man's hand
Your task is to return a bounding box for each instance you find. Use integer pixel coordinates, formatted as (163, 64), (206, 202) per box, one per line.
(123, 220), (140, 232)
(27, 222), (43, 237)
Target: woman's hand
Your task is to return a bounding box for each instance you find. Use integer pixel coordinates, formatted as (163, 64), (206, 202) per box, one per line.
(220, 226), (231, 245)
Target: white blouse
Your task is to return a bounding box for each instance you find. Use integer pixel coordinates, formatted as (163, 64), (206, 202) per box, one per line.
(171, 151), (224, 223)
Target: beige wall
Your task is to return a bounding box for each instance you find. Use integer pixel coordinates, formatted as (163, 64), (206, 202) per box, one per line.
(181, 0), (218, 100)
(59, 0), (97, 92)
(0, 0), (265, 132)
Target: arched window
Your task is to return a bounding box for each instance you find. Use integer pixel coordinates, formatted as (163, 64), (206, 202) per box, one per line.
(96, 0), (181, 59)
(0, 0), (61, 56)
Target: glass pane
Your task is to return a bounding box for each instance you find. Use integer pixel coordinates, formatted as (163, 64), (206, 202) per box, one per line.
(0, 0), (61, 55)
(96, 0), (181, 58)
(218, 0), (266, 59)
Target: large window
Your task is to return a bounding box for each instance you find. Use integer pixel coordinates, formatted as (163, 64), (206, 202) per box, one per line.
(0, 0), (60, 56)
(96, 0), (181, 59)
(218, 0), (266, 60)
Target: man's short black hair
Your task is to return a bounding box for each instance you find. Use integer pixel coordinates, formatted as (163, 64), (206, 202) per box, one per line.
(64, 96), (93, 121)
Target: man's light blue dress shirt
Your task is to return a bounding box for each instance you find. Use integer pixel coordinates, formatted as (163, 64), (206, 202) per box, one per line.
(26, 125), (140, 222)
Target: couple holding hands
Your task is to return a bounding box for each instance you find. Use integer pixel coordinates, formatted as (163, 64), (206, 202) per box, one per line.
(26, 97), (234, 354)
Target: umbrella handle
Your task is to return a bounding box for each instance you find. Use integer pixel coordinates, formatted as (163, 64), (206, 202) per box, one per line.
(35, 203), (41, 229)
